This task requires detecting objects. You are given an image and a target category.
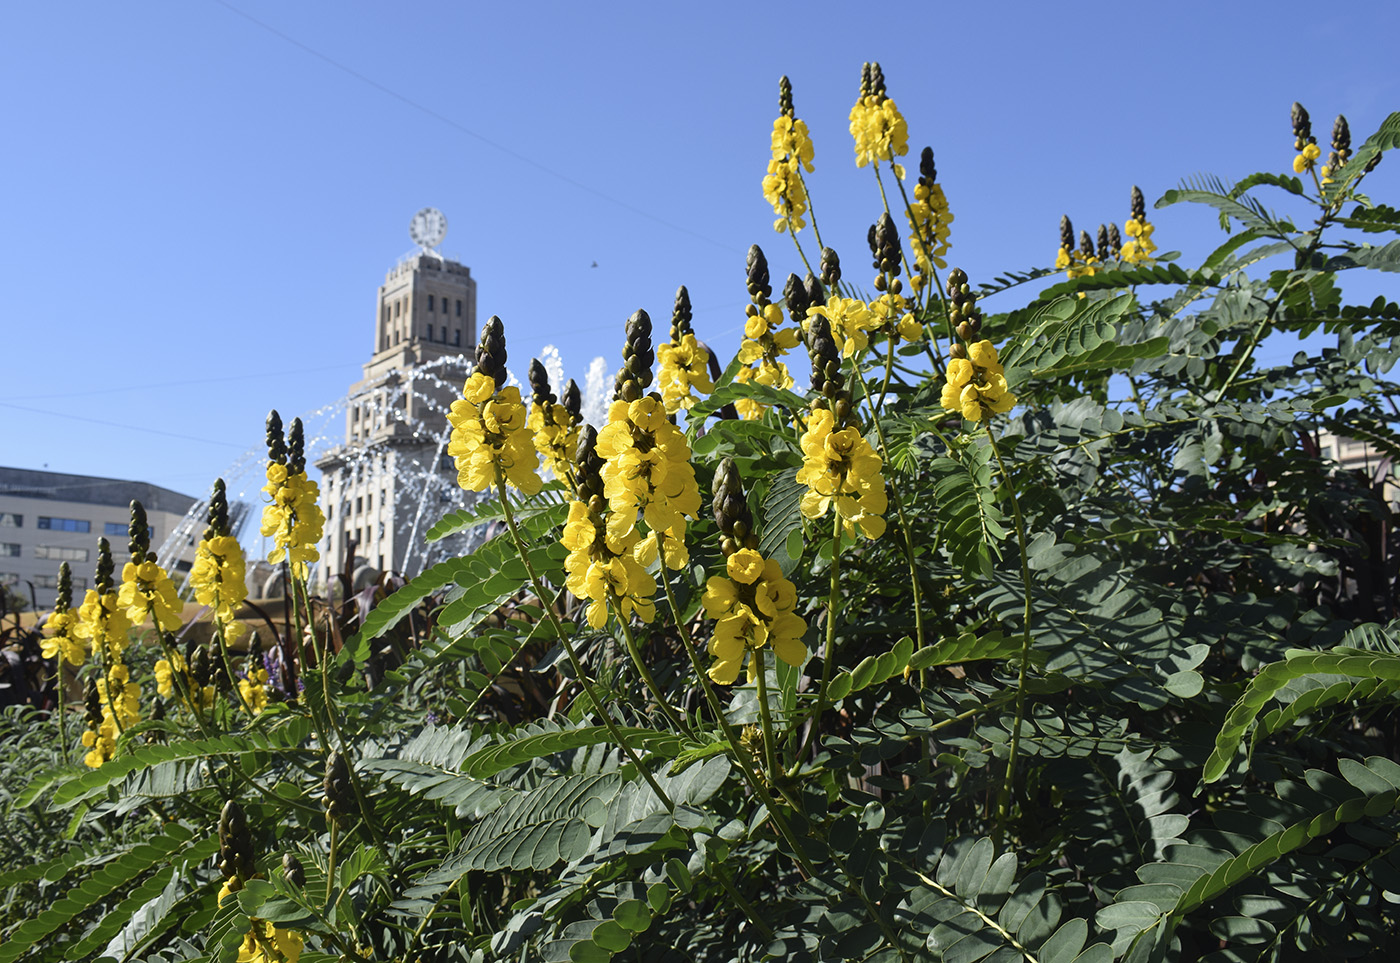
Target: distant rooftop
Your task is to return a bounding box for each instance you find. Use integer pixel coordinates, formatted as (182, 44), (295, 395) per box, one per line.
(0, 466), (196, 515)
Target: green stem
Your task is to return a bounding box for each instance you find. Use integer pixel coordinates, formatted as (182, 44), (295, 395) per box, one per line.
(792, 508), (844, 770)
(325, 817), (339, 907)
(611, 596), (692, 737)
(495, 477), (674, 809)
(985, 423), (1034, 840)
(752, 649), (780, 783)
(53, 658), (69, 765)
(793, 166), (825, 254)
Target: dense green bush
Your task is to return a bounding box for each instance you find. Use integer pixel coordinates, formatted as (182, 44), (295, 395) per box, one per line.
(3, 70), (1400, 962)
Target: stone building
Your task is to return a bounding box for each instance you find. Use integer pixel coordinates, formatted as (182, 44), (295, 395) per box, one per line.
(0, 467), (197, 609)
(314, 234), (480, 592)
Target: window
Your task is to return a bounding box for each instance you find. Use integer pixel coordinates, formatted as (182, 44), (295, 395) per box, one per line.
(366, 493), (373, 512)
(428, 295), (435, 311)
(454, 329), (461, 346)
(1, 543), (19, 557)
(456, 299), (462, 317)
(378, 522), (385, 539)
(356, 496), (363, 514)
(39, 517), (90, 533)
(104, 522), (127, 536)
(394, 331), (400, 345)
(441, 326), (447, 342)
(326, 505), (333, 521)
(394, 300), (401, 318)
(426, 326), (434, 341)
(380, 488), (386, 505)
(353, 406), (359, 422)
(0, 573), (18, 586)
(35, 545), (90, 562)
(0, 513), (20, 528)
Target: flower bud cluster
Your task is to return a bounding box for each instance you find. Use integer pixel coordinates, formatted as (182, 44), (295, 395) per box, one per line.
(907, 147), (954, 292)
(1323, 114), (1352, 184)
(447, 317), (542, 495)
(657, 285), (714, 414)
(117, 500), (183, 632)
(40, 562), (84, 666)
(941, 268), (1017, 423)
(849, 62), (908, 175)
(1055, 214), (1101, 279)
(735, 246), (800, 419)
(763, 76), (816, 234)
(260, 413), (325, 580)
(702, 545), (808, 686)
(561, 426), (657, 628)
(1121, 186), (1158, 266)
(598, 310), (702, 571)
(527, 358), (582, 481)
(1292, 101), (1321, 174)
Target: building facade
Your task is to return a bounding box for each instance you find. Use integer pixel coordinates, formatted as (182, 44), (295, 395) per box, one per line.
(0, 467), (197, 610)
(314, 249), (480, 591)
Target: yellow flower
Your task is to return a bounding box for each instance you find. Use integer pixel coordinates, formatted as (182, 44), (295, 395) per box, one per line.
(73, 589), (133, 661)
(562, 499), (655, 629)
(657, 332), (714, 414)
(906, 180), (954, 286)
(239, 667), (270, 714)
(1120, 216), (1158, 266)
(770, 115), (814, 172)
(796, 407), (887, 540)
(850, 95), (909, 172)
(941, 340), (1016, 422)
(528, 399), (581, 481)
(40, 610), (85, 666)
(447, 373), (542, 495)
(118, 558), (183, 632)
(596, 397), (702, 554)
(702, 555), (807, 685)
(261, 467), (325, 580)
(190, 534), (248, 625)
(1293, 142), (1322, 174)
(804, 296), (881, 360)
(237, 919), (304, 963)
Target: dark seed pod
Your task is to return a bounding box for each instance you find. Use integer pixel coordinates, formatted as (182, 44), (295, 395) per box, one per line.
(265, 411), (287, 466)
(475, 316), (509, 386)
(1096, 224), (1111, 262)
(1332, 115), (1351, 168)
(807, 315), (842, 403)
(1059, 215), (1074, 253)
(859, 62), (872, 99)
(869, 62), (887, 101)
(56, 561), (72, 611)
(85, 676), (102, 729)
(1107, 223), (1122, 255)
(778, 75), (794, 119)
(1079, 230), (1096, 259)
(746, 245), (772, 304)
(1131, 185), (1146, 222)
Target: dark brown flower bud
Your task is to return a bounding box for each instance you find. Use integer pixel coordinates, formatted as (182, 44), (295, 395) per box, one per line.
(949, 343), (967, 360)
(1332, 115), (1351, 166)
(1292, 102), (1314, 150)
(56, 561), (72, 611)
(128, 501), (150, 561)
(323, 751), (353, 821)
(94, 538), (114, 595)
(746, 245), (772, 304)
(783, 273), (810, 323)
(84, 676), (102, 728)
(562, 379), (581, 420)
(859, 62), (872, 99)
(283, 853), (306, 888)
(869, 62), (887, 101)
(1107, 222), (1122, 255)
(205, 478), (230, 540)
(614, 309), (655, 399)
(804, 272), (825, 311)
(574, 425), (605, 504)
(287, 418), (305, 474)
(1079, 230), (1095, 259)
(712, 458), (754, 547)
(476, 316), (509, 386)
(1131, 186), (1146, 222)
(820, 247), (841, 287)
(218, 799), (256, 882)
(1059, 215), (1074, 253)
(778, 75), (794, 119)
(1096, 224), (1111, 262)
(672, 285), (693, 339)
(919, 146), (937, 184)
(528, 358), (554, 410)
(873, 212), (901, 276)
(265, 411), (287, 466)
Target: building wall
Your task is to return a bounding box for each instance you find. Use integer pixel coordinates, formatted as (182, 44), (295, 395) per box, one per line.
(315, 251), (477, 592)
(0, 467), (196, 610)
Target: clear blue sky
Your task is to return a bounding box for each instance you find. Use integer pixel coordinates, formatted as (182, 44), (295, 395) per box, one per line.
(2, 1), (1397, 507)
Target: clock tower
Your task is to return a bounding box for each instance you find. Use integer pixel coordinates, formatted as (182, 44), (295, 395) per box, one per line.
(314, 210), (481, 590)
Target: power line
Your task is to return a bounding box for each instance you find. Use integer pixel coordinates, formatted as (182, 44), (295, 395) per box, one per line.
(0, 361), (361, 402)
(0, 401), (246, 449)
(210, 0), (742, 255)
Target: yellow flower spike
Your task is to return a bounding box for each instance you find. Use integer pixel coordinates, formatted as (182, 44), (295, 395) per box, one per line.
(447, 318), (543, 497)
(702, 551), (807, 685)
(849, 63), (908, 173)
(260, 414), (325, 580)
(1120, 186), (1159, 266)
(764, 76), (816, 234)
(942, 339), (1017, 423)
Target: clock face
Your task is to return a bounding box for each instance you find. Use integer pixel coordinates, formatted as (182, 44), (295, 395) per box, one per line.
(410, 207), (447, 249)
